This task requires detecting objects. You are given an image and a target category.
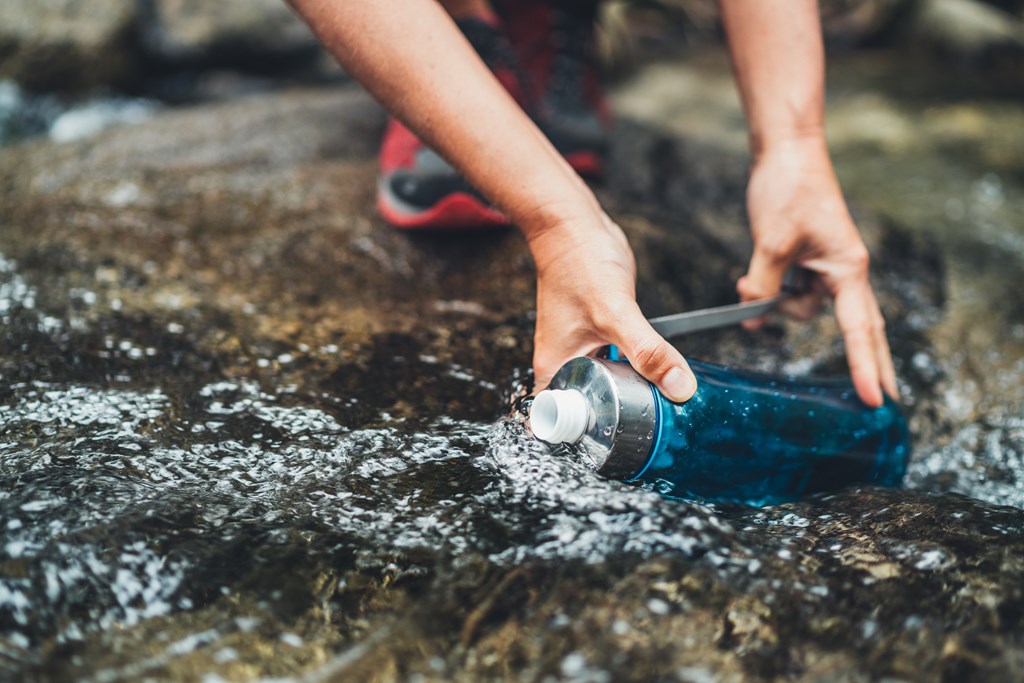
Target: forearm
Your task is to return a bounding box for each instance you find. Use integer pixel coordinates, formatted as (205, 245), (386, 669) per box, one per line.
(288, 0), (601, 237)
(289, 1), (700, 400)
(719, 0), (826, 156)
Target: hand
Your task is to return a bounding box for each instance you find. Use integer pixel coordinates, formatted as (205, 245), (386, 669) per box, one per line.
(737, 136), (898, 407)
(527, 211), (698, 402)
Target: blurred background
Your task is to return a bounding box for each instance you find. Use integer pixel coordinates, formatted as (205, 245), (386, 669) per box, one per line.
(1, 0), (1022, 145)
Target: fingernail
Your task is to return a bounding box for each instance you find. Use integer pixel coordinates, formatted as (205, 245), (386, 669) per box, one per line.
(662, 367), (697, 402)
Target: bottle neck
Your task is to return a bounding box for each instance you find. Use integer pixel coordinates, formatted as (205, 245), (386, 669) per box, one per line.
(532, 357), (658, 480)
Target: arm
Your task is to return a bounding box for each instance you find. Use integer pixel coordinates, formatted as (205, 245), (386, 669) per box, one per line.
(289, 0), (698, 400)
(720, 0), (898, 407)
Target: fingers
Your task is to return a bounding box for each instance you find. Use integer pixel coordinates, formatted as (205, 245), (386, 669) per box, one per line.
(609, 305), (697, 403)
(776, 292), (824, 321)
(865, 288), (899, 401)
(737, 240), (792, 330)
(833, 280), (897, 407)
(776, 276), (827, 321)
(739, 270), (826, 328)
(532, 305), (698, 403)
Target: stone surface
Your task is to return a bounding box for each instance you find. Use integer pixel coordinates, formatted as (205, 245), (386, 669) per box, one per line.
(0, 0), (139, 92)
(911, 0), (1024, 56)
(1, 53), (1023, 682)
(0, 0), (333, 94)
(140, 0), (324, 67)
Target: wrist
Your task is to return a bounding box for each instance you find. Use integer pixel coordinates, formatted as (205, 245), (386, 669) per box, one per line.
(524, 207), (626, 280)
(523, 210), (597, 271)
(516, 190), (603, 251)
(751, 127), (829, 163)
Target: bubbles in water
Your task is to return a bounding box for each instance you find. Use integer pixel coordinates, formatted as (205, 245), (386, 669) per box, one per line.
(907, 416), (1024, 509)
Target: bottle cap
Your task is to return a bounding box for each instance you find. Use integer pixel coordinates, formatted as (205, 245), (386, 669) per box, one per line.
(531, 389), (590, 443)
(529, 357), (658, 480)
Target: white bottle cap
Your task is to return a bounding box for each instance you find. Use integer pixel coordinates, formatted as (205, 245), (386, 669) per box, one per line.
(530, 389), (590, 444)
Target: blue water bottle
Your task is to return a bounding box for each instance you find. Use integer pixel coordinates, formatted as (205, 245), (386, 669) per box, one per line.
(529, 357), (911, 506)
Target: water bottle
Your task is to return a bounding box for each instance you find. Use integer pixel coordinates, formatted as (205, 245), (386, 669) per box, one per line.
(529, 357), (911, 506)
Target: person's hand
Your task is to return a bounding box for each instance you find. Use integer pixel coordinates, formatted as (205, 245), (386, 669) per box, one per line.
(737, 136), (898, 407)
(526, 211), (698, 402)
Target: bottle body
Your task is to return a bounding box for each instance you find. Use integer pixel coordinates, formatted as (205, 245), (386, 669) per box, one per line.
(638, 359), (910, 505)
(530, 357), (911, 506)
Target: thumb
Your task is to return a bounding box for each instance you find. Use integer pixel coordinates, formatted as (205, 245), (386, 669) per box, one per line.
(737, 243), (792, 329)
(612, 307), (698, 403)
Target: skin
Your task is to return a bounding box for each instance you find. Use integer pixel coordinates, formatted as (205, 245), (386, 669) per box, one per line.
(720, 0), (898, 407)
(288, 0), (898, 408)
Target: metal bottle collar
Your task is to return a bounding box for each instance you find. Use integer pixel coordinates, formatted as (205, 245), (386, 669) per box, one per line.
(544, 357), (658, 479)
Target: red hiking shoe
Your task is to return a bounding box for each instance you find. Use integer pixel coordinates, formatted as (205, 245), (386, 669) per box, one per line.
(498, 0), (611, 178)
(377, 16), (524, 230)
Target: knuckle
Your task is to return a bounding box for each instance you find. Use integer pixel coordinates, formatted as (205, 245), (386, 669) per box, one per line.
(628, 338), (672, 374)
(737, 274), (774, 301)
(736, 276), (758, 298)
(839, 318), (872, 339)
(758, 234), (797, 263)
(848, 246), (871, 275)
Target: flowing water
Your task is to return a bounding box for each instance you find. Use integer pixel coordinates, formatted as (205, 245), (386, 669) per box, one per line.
(1, 51), (1023, 682)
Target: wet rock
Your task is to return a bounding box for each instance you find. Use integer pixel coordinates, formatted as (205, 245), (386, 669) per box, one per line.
(0, 0), (139, 92)
(0, 84), (543, 420)
(0, 83), (750, 401)
(2, 53), (1024, 683)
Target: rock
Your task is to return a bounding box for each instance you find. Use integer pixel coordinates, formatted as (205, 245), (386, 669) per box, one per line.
(1, 56), (1023, 682)
(0, 0), (139, 92)
(911, 0), (1024, 57)
(0, 84), (749, 398)
(141, 0), (324, 68)
(0, 0), (336, 95)
(0, 80), (62, 144)
(819, 0), (915, 47)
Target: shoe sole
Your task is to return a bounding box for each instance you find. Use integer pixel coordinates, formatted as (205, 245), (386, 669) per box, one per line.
(377, 177), (509, 230)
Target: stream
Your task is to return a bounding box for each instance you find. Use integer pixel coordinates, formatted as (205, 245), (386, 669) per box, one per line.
(2, 49), (1023, 682)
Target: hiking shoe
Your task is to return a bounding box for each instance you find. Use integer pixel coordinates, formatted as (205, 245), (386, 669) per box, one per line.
(377, 16), (523, 230)
(499, 0), (611, 178)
